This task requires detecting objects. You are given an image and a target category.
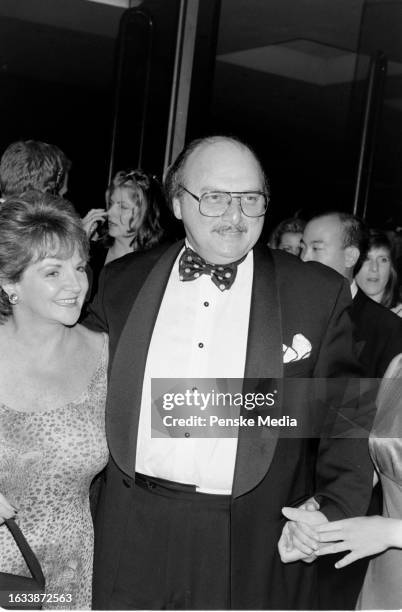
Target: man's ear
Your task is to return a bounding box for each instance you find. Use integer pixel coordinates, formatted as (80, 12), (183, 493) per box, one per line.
(172, 197), (183, 220)
(344, 246), (360, 270)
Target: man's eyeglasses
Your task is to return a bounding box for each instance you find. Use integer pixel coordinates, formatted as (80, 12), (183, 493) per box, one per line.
(179, 185), (268, 218)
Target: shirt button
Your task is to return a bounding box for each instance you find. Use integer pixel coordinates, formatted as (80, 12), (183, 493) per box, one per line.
(204, 301), (209, 307)
(198, 342), (204, 348)
(185, 432), (190, 438)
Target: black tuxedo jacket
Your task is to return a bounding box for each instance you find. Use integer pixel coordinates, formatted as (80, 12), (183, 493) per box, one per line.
(350, 288), (402, 378)
(85, 242), (373, 609)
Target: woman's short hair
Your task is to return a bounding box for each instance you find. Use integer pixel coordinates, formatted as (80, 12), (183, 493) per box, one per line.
(0, 140), (71, 198)
(0, 190), (88, 322)
(104, 169), (167, 251)
(365, 230), (400, 309)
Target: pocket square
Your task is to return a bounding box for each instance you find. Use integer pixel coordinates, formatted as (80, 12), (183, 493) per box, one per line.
(283, 333), (312, 364)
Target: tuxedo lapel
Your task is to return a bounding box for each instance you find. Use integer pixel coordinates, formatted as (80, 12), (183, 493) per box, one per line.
(106, 242), (184, 477)
(232, 245), (283, 498)
(107, 241), (284, 491)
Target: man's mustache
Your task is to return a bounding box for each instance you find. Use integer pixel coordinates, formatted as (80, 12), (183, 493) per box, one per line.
(212, 224), (247, 233)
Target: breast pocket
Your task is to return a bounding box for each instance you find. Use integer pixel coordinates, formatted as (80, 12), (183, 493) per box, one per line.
(283, 357), (313, 378)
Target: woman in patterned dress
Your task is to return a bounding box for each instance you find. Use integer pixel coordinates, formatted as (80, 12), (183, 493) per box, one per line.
(0, 191), (108, 609)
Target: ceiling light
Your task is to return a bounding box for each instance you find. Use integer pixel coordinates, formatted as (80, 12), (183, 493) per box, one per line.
(86, 0), (134, 8)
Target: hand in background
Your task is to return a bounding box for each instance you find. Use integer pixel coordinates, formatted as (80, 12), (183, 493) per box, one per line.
(315, 516), (402, 568)
(0, 492), (17, 525)
(82, 209), (107, 239)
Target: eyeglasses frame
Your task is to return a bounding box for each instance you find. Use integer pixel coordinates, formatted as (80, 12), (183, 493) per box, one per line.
(179, 184), (268, 218)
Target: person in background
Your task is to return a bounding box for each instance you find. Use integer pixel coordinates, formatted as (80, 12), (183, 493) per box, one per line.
(268, 217), (305, 256)
(355, 230), (402, 317)
(289, 211), (402, 609)
(0, 191), (108, 609)
(82, 169), (169, 298)
(0, 140), (71, 200)
(301, 212), (402, 378)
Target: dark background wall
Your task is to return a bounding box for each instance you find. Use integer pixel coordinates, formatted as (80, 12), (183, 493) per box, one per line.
(0, 0), (401, 237)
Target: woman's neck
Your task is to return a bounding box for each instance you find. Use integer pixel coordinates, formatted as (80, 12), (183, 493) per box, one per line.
(3, 315), (71, 354)
(107, 235), (136, 263)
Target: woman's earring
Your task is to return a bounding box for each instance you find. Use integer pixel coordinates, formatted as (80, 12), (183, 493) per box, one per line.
(8, 293), (19, 305)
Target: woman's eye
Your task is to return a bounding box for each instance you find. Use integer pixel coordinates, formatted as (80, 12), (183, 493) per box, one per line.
(46, 271), (58, 277)
(77, 265), (87, 273)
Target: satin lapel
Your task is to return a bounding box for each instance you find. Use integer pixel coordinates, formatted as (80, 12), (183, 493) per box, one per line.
(106, 242), (184, 477)
(232, 245), (284, 498)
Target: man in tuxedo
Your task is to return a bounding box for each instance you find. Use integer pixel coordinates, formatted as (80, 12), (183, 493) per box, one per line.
(300, 211), (402, 609)
(302, 212), (402, 377)
(86, 136), (373, 610)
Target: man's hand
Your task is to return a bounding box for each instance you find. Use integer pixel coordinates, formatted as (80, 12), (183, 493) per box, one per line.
(278, 507), (328, 563)
(298, 496), (320, 512)
(278, 520), (315, 563)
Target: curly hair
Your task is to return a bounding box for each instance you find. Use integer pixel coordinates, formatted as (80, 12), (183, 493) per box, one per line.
(0, 191), (88, 322)
(102, 169), (167, 251)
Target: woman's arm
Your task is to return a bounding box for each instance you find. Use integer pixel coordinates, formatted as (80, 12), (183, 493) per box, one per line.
(314, 516), (402, 568)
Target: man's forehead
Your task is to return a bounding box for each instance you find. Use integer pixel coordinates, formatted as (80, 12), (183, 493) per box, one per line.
(304, 216), (343, 245)
(186, 140), (259, 170)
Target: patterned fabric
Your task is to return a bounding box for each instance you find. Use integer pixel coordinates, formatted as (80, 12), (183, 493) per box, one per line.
(179, 247), (244, 291)
(0, 334), (108, 610)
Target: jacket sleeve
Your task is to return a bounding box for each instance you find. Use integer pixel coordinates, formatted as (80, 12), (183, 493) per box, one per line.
(313, 279), (376, 520)
(82, 265), (109, 334)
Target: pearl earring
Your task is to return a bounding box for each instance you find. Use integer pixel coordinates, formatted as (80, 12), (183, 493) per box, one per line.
(8, 293), (19, 305)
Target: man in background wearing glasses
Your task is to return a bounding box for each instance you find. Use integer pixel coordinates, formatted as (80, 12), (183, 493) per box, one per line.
(86, 135), (373, 610)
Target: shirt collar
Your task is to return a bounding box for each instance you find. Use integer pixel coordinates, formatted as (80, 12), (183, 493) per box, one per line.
(350, 279), (358, 299)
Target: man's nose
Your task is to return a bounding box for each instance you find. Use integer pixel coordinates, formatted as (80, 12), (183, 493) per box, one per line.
(221, 197), (242, 223)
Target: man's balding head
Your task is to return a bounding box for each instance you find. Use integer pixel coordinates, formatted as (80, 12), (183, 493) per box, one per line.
(165, 136), (269, 264)
(301, 212), (367, 280)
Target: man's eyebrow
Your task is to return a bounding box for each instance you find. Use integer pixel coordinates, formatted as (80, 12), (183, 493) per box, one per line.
(199, 186), (263, 192)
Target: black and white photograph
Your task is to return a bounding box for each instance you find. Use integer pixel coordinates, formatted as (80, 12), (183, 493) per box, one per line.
(0, 1), (402, 610)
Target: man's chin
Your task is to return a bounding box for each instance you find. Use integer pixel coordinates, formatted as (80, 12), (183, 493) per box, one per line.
(206, 244), (250, 264)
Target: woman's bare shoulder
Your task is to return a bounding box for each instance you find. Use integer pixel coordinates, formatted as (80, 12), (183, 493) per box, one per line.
(74, 324), (107, 354)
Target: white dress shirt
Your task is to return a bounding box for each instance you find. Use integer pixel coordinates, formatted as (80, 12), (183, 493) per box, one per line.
(135, 247), (253, 494)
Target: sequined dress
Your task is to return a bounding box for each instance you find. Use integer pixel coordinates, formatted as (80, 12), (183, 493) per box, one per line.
(357, 355), (402, 609)
(0, 334), (108, 610)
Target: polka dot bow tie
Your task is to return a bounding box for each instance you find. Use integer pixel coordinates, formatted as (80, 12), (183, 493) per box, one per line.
(179, 247), (244, 291)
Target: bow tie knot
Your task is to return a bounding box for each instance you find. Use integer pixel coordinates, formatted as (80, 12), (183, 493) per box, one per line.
(179, 247), (244, 291)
